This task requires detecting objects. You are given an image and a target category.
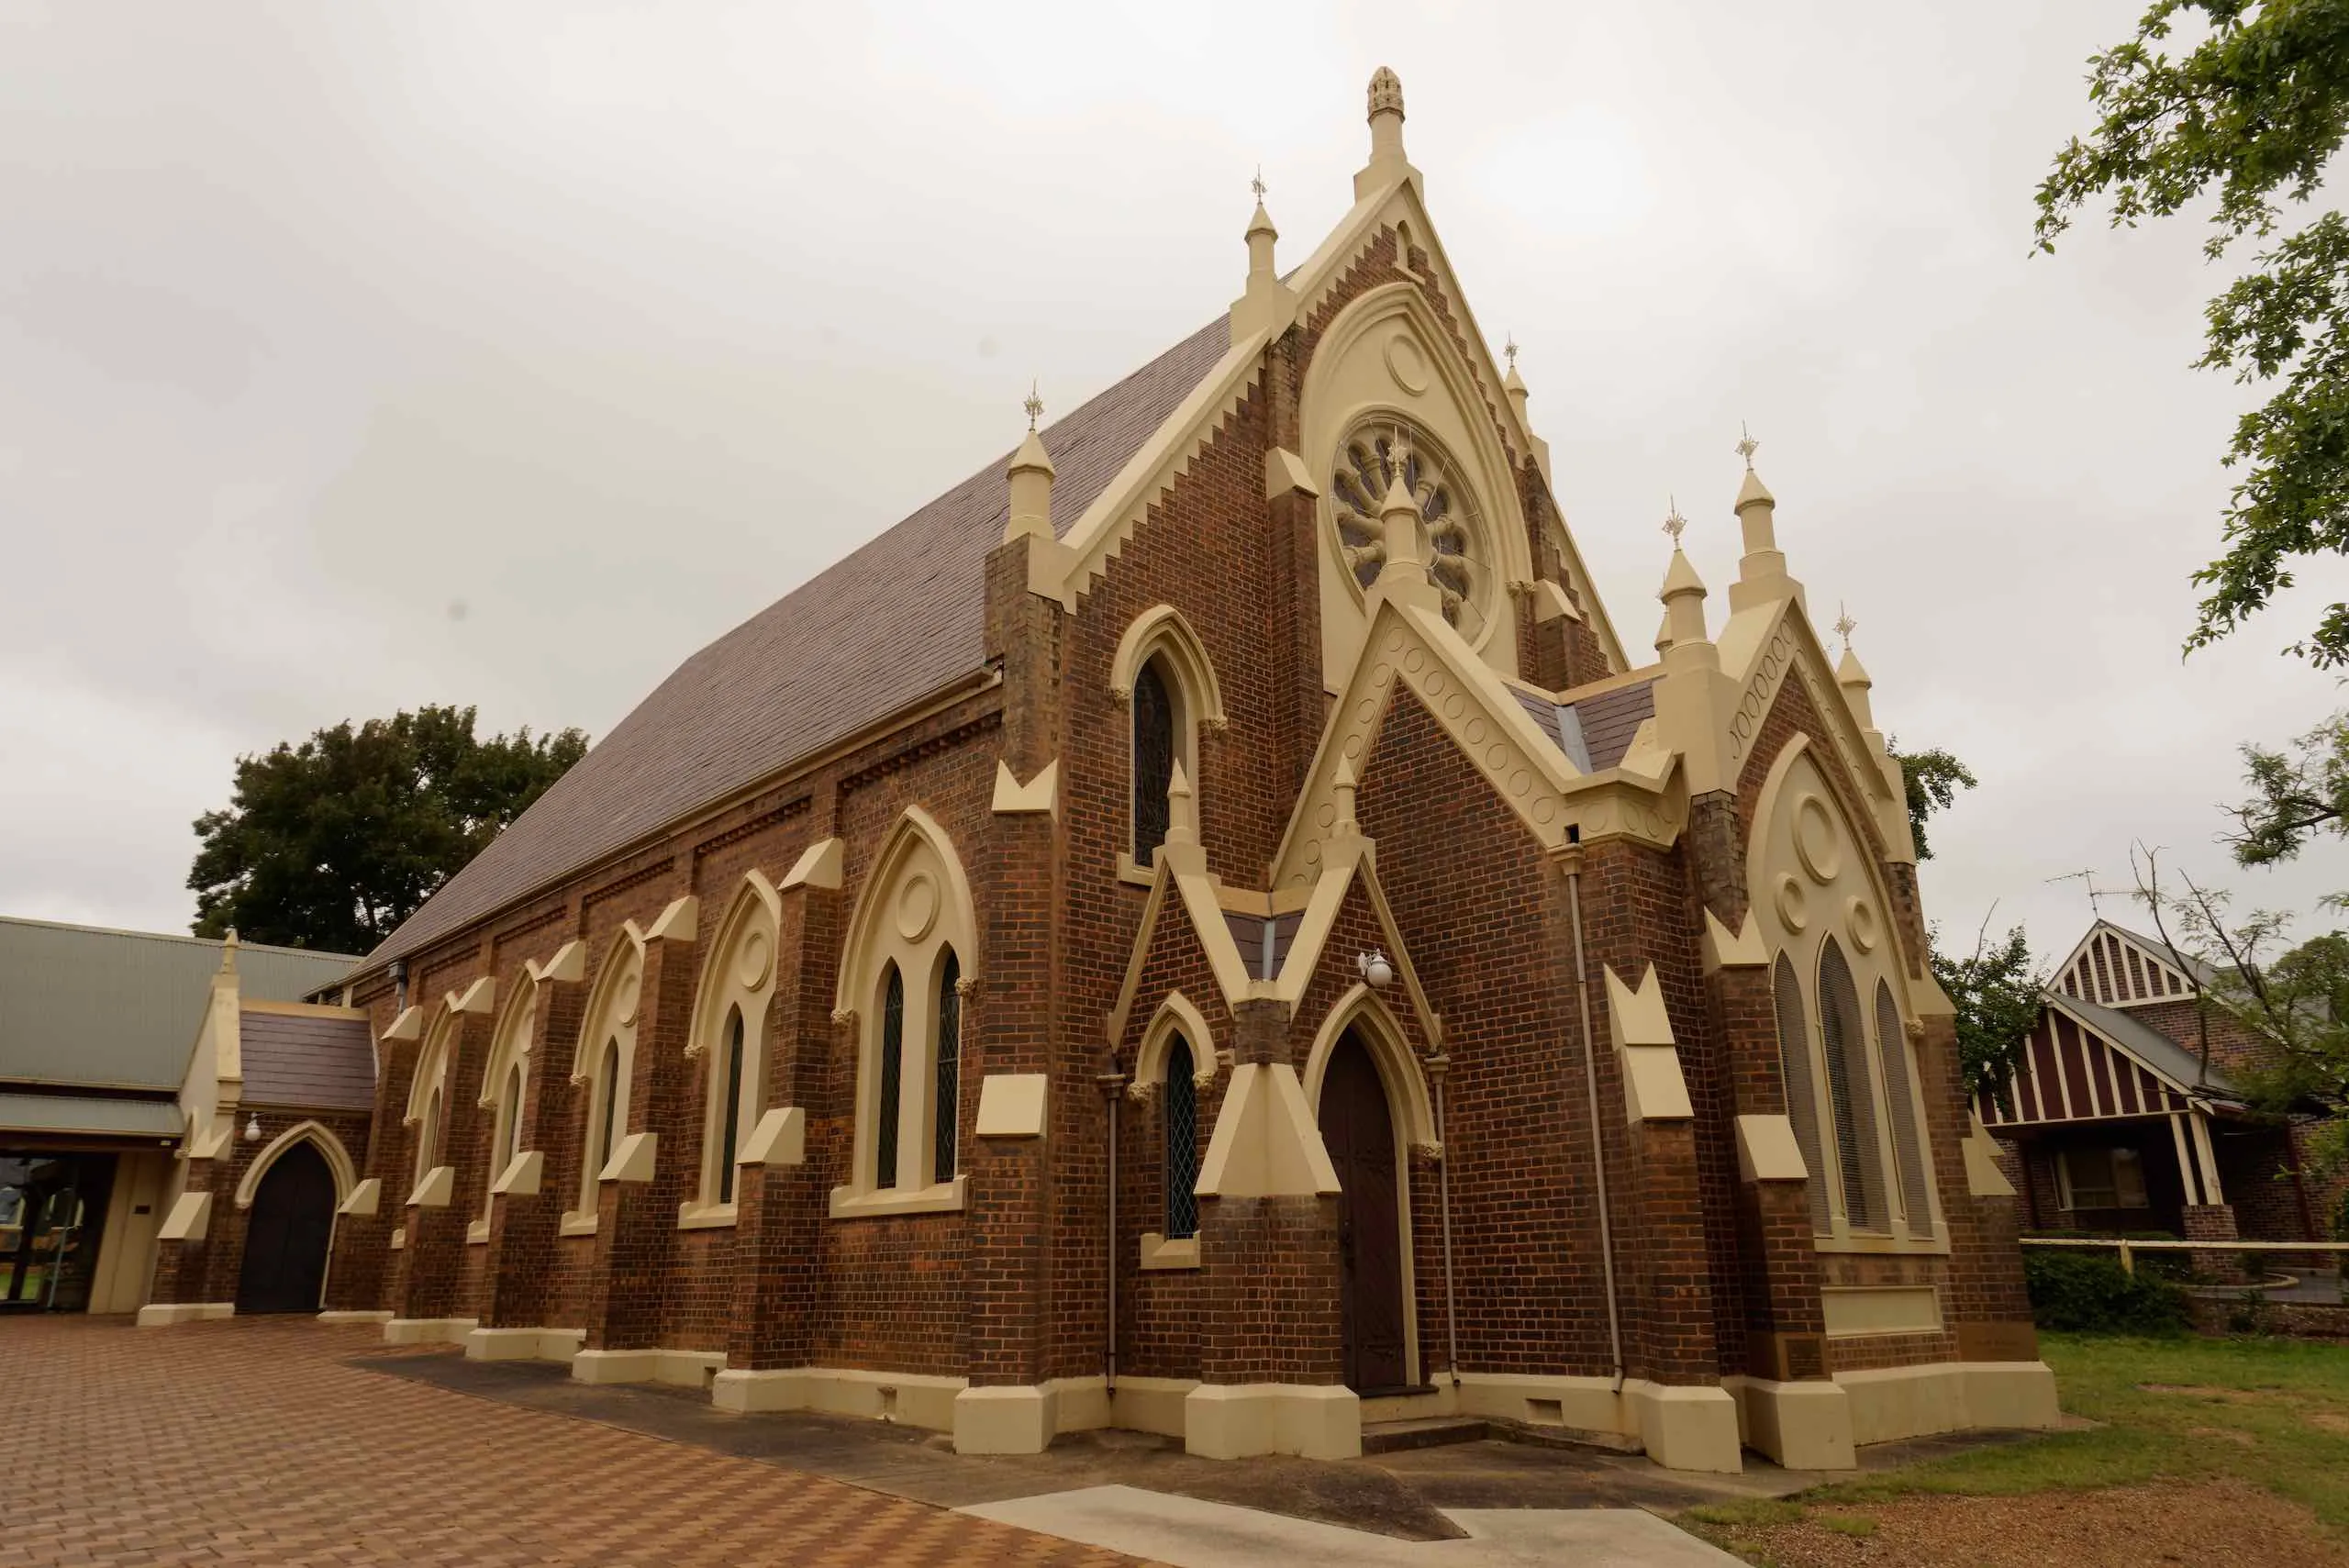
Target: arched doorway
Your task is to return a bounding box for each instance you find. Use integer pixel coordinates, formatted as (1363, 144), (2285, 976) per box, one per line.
(1317, 1029), (1408, 1392)
(236, 1141), (335, 1314)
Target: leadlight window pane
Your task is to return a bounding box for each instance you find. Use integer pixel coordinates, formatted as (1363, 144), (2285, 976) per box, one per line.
(935, 952), (961, 1183)
(877, 965), (904, 1189)
(596, 1039), (620, 1178)
(1164, 1036), (1199, 1240)
(501, 1065), (523, 1172)
(1773, 955), (1831, 1236)
(1873, 980), (1934, 1238)
(1819, 941), (1887, 1231)
(719, 1006), (745, 1205)
(1133, 661), (1174, 863)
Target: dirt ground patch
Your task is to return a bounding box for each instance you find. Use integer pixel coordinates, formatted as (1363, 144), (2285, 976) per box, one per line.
(1698, 1479), (2346, 1567)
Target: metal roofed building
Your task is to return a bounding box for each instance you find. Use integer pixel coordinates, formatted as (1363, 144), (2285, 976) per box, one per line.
(0, 917), (362, 1313)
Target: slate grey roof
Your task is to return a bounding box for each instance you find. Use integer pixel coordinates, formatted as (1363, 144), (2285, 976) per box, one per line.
(2045, 988), (2240, 1099)
(238, 1009), (376, 1111)
(369, 310), (1235, 970)
(1512, 678), (1657, 773)
(0, 917), (362, 1093)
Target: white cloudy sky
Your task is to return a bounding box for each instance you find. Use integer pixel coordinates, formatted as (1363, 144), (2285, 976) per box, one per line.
(3, 1), (2343, 965)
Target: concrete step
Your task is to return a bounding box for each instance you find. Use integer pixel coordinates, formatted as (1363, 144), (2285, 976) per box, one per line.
(1360, 1416), (1491, 1454)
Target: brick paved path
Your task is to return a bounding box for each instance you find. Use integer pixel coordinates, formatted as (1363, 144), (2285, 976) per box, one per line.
(1, 1316), (1145, 1567)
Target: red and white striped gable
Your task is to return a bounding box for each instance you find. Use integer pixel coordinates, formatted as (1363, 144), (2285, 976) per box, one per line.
(1976, 994), (2211, 1130)
(2053, 921), (2200, 1010)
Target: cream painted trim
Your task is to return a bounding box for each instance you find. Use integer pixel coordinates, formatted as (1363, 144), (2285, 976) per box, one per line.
(491, 1151), (542, 1195)
(781, 837), (844, 891)
(1736, 1114), (1808, 1183)
(1606, 964), (1694, 1124)
(676, 1200), (739, 1230)
(529, 939), (587, 985)
(827, 1173), (968, 1219)
(338, 1177), (381, 1217)
(1273, 851), (1442, 1052)
(384, 1006), (424, 1042)
(447, 975), (497, 1018)
(740, 1106), (805, 1165)
(599, 1130), (655, 1184)
(464, 1325), (585, 1363)
(1821, 1284), (1943, 1338)
(558, 1209), (598, 1238)
(710, 1365), (968, 1431)
(386, 1226), (404, 1249)
(233, 1118), (357, 1209)
(1140, 1232), (1200, 1271)
(1109, 604), (1228, 723)
(1298, 985), (1437, 1149)
(317, 1308), (394, 1324)
(1717, 597), (1902, 851)
(1703, 908), (1770, 973)
(404, 1002), (461, 1129)
(974, 1073), (1048, 1138)
(991, 759), (1059, 817)
(137, 1301), (234, 1326)
(645, 894), (697, 942)
(466, 1218), (489, 1245)
(571, 922), (647, 1214)
(1105, 860), (1176, 1047)
(1264, 446), (1318, 499)
(406, 1164), (455, 1207)
(1835, 1361), (2061, 1446)
(1722, 1375), (1857, 1471)
(1962, 1114), (2016, 1197)
(157, 1190), (211, 1241)
(567, 921), (648, 1083)
(1194, 1063), (1341, 1199)
(1182, 1383), (1363, 1462)
(1132, 991), (1218, 1090)
(1113, 853), (1157, 888)
(832, 804), (983, 1010)
(383, 1316), (477, 1346)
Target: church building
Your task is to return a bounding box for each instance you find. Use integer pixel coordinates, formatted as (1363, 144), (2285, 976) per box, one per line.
(144, 71), (2060, 1473)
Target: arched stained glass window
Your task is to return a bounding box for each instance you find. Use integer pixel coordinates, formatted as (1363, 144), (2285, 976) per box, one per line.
(1874, 980), (1934, 1236)
(1133, 661), (1175, 863)
(718, 1006), (745, 1205)
(876, 964), (904, 1189)
(499, 1064), (523, 1173)
(935, 952), (962, 1183)
(596, 1038), (621, 1181)
(417, 1086), (442, 1187)
(1819, 940), (1887, 1232)
(1163, 1035), (1199, 1240)
(1772, 954), (1831, 1236)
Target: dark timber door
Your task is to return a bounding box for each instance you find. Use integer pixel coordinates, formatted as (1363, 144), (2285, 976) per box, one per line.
(236, 1142), (334, 1314)
(1319, 1031), (1408, 1392)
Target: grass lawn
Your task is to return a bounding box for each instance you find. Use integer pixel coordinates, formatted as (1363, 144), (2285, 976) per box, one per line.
(1684, 1332), (2349, 1559)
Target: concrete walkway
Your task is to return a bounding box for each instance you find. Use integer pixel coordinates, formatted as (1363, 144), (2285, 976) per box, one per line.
(964, 1485), (1742, 1567)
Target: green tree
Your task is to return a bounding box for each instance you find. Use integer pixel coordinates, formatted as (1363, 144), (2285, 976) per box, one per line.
(2035, 0), (2349, 665)
(2230, 707), (2349, 866)
(1887, 740), (1978, 862)
(1932, 923), (2045, 1097)
(189, 705), (586, 953)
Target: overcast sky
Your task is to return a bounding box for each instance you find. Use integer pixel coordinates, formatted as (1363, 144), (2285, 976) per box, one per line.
(4, 1), (2343, 966)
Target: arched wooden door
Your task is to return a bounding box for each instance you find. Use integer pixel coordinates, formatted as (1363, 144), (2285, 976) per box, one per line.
(1318, 1030), (1408, 1392)
(236, 1141), (335, 1314)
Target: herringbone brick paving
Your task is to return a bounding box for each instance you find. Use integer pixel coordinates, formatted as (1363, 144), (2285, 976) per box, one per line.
(1, 1316), (1148, 1567)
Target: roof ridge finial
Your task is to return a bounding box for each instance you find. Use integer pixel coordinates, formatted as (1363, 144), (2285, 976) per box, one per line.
(1663, 495), (1687, 546)
(1832, 602), (1857, 654)
(1251, 163), (1267, 203)
(1023, 379), (1043, 433)
(1734, 420), (1759, 472)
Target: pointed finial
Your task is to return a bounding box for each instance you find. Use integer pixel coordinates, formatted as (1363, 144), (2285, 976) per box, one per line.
(1734, 421), (1759, 472)
(1663, 496), (1687, 544)
(1251, 164), (1267, 202)
(1023, 380), (1043, 432)
(1832, 603), (1857, 652)
(1504, 334), (1520, 375)
(1368, 67), (1404, 120)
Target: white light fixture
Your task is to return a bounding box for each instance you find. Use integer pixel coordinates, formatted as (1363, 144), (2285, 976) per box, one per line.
(1356, 950), (1394, 989)
(243, 1114), (262, 1142)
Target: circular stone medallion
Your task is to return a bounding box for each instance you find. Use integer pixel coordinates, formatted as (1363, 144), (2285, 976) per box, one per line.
(896, 872), (940, 941)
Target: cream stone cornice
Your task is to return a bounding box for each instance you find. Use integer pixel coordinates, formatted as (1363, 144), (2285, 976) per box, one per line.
(1713, 595), (1906, 858)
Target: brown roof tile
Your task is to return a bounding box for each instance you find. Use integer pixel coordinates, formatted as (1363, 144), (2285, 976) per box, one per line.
(370, 312), (1232, 968)
(238, 1009), (376, 1110)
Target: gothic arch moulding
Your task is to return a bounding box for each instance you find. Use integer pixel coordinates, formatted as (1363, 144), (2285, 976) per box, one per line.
(684, 871), (784, 1211)
(1299, 280), (1534, 685)
(1130, 990), (1219, 1095)
(566, 923), (647, 1218)
(1298, 982), (1437, 1151)
(1109, 605), (1228, 726)
(234, 1119), (357, 1210)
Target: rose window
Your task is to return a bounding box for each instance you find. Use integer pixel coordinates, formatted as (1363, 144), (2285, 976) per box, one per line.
(1330, 426), (1486, 632)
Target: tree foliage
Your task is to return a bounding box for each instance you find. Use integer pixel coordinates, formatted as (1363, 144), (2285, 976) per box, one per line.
(189, 705), (587, 953)
(1888, 741), (1978, 862)
(1931, 922), (2045, 1097)
(2230, 707), (2349, 865)
(2036, 0), (2349, 665)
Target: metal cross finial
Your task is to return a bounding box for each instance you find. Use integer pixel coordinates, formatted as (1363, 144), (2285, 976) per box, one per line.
(1024, 379), (1043, 432)
(1832, 603), (1857, 651)
(1663, 495), (1687, 543)
(1504, 334), (1520, 374)
(1251, 164), (1267, 202)
(1734, 421), (1760, 471)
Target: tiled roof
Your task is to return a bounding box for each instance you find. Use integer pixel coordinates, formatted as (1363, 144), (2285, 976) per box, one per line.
(238, 1008), (377, 1111)
(370, 311), (1234, 969)
(1511, 678), (1657, 773)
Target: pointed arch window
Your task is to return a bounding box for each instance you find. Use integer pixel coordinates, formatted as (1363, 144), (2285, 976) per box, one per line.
(1163, 1034), (1199, 1240)
(1772, 953), (1831, 1237)
(1818, 939), (1888, 1233)
(495, 1064), (523, 1177)
(591, 1038), (622, 1191)
(876, 964), (905, 1190)
(415, 1085), (443, 1190)
(934, 953), (962, 1183)
(1133, 661), (1176, 864)
(1874, 979), (1936, 1235)
(718, 1006), (746, 1205)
